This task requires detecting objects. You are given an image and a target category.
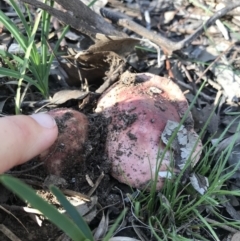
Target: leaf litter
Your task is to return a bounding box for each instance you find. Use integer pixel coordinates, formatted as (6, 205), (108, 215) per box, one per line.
(1, 0), (240, 240)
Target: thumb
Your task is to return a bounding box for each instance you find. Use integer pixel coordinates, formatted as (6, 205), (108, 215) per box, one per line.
(0, 113), (58, 173)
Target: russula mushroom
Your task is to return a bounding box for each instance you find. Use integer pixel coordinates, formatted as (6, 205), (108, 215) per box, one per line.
(39, 108), (89, 176)
(95, 72), (202, 190)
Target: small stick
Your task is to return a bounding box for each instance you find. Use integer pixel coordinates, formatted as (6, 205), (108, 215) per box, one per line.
(1, 204), (43, 215)
(87, 172), (105, 197)
(195, 43), (234, 84)
(0, 224), (22, 241)
(177, 80), (214, 101)
(7, 162), (43, 174)
(205, 217), (239, 233)
(62, 189), (91, 202)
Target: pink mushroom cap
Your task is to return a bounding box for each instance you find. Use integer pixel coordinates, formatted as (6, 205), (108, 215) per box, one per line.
(96, 72), (202, 190)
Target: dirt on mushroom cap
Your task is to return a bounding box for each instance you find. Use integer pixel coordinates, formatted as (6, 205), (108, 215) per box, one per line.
(39, 108), (89, 177)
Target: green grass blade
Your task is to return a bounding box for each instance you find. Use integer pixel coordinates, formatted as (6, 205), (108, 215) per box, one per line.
(40, 0), (53, 79)
(194, 210), (219, 241)
(0, 50), (24, 65)
(44, 24), (69, 91)
(149, 216), (166, 241)
(0, 67), (38, 87)
(87, 0), (99, 7)
(7, 1), (41, 82)
(8, 0), (31, 37)
(15, 11), (43, 113)
(39, 1), (55, 95)
(0, 175), (88, 241)
(0, 50), (39, 81)
(102, 209), (127, 241)
(25, 3), (33, 28)
(0, 10), (27, 50)
(53, 25), (70, 53)
(50, 186), (94, 241)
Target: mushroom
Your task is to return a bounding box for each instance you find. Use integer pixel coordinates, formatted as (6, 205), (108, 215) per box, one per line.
(96, 72), (202, 190)
(39, 108), (89, 176)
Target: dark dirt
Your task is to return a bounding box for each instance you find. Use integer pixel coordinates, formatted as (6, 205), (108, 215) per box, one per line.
(1, 109), (126, 240)
(1, 214), (60, 241)
(39, 108), (89, 177)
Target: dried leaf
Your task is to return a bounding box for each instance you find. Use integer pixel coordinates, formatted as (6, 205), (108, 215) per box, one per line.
(83, 206), (97, 223)
(158, 171), (173, 179)
(214, 135), (240, 158)
(64, 31), (80, 41)
(163, 11), (175, 24)
(43, 175), (68, 189)
(87, 34), (140, 57)
(158, 193), (175, 223)
(20, 0), (124, 39)
(189, 173), (209, 195)
(94, 210), (109, 240)
(77, 51), (124, 69)
(161, 120), (201, 170)
(69, 196), (97, 217)
(212, 64), (240, 102)
(51, 90), (88, 104)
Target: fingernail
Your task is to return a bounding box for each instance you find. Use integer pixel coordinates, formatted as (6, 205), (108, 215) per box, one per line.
(30, 113), (56, 129)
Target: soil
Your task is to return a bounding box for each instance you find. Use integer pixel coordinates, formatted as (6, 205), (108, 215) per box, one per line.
(1, 0), (240, 240)
(1, 109), (130, 240)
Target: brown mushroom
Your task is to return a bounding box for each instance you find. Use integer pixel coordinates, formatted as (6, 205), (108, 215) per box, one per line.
(39, 108), (89, 176)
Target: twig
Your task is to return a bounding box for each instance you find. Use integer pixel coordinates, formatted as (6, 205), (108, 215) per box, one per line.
(0, 224), (22, 241)
(207, 79), (222, 91)
(131, 219), (148, 241)
(101, 2), (240, 54)
(1, 204), (43, 215)
(62, 189), (91, 202)
(181, 64), (201, 107)
(176, 217), (197, 232)
(205, 217), (239, 233)
(177, 80), (215, 101)
(100, 7), (174, 53)
(87, 172), (105, 197)
(19, 178), (43, 187)
(0, 205), (28, 232)
(195, 43), (234, 84)
(7, 162), (43, 174)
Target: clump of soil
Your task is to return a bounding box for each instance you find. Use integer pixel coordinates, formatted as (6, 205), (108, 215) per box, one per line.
(84, 113), (111, 175)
